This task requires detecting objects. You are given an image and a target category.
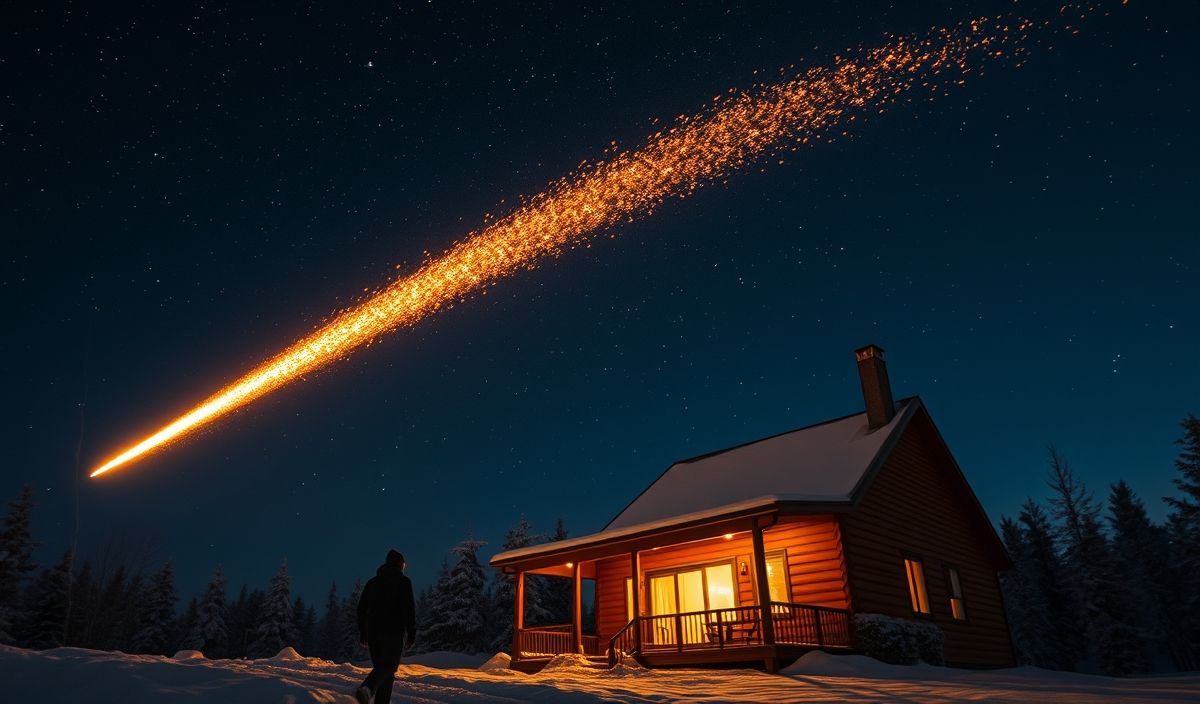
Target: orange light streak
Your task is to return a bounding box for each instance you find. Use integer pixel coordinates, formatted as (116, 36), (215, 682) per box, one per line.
(91, 15), (1039, 477)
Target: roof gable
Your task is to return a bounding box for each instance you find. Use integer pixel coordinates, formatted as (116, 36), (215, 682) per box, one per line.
(605, 398), (918, 530)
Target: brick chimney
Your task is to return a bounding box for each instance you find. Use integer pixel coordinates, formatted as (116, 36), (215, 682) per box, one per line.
(855, 344), (895, 430)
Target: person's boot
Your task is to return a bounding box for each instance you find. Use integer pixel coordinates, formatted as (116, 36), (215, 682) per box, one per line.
(354, 685), (372, 704)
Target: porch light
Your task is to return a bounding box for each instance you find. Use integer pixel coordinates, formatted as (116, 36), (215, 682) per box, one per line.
(739, 561), (748, 576)
(723, 533), (734, 540)
(566, 562), (574, 568)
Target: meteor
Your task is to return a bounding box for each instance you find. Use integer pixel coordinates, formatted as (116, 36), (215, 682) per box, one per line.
(91, 14), (1043, 478)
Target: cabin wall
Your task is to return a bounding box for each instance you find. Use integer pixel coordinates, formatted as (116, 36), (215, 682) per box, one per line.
(839, 412), (1015, 667)
(592, 516), (850, 643)
(765, 515), (852, 610)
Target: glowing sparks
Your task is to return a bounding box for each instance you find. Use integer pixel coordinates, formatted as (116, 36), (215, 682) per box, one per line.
(91, 15), (1044, 478)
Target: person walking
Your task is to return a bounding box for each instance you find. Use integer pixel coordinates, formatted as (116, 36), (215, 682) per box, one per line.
(355, 549), (416, 704)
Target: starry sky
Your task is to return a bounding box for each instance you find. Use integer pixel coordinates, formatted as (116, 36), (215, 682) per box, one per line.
(2, 1), (1197, 604)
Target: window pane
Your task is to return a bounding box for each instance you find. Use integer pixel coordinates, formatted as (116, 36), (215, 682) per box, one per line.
(678, 570), (706, 613)
(904, 558), (930, 614)
(948, 568), (966, 620)
(650, 575), (677, 616)
(765, 555), (790, 603)
(705, 565), (736, 609)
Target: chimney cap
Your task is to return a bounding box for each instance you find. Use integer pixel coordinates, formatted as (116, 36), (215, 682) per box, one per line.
(854, 344), (886, 362)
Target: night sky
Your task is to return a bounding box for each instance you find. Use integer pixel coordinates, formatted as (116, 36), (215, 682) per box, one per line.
(3, 1), (1196, 605)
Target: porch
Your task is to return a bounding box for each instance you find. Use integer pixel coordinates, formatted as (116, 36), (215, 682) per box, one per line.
(503, 513), (855, 672)
(515, 601), (851, 671)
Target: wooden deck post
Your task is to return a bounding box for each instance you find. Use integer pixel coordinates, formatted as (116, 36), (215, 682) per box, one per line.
(630, 550), (641, 653)
(513, 570), (525, 660)
(572, 562), (583, 654)
(751, 521), (776, 650)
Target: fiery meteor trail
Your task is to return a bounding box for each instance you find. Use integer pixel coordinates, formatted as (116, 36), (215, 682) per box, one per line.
(91, 13), (1050, 478)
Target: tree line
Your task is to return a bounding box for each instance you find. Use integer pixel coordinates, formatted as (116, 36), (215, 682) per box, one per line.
(0, 491), (577, 660)
(1000, 414), (1200, 675)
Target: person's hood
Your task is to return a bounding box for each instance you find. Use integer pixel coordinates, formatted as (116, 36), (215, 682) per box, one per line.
(376, 562), (405, 580)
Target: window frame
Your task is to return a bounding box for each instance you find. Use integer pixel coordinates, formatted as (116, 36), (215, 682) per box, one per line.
(901, 553), (932, 617)
(944, 565), (969, 622)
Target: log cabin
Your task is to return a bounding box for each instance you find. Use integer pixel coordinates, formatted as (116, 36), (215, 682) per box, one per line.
(489, 345), (1015, 673)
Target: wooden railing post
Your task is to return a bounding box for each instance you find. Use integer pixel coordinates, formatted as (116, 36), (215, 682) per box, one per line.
(814, 607), (825, 647)
(572, 562), (583, 654)
(751, 521), (776, 646)
(513, 570), (525, 659)
(630, 550), (641, 654)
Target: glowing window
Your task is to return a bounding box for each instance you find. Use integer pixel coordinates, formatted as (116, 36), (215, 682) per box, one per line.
(904, 558), (930, 614)
(765, 553), (790, 604)
(947, 567), (967, 621)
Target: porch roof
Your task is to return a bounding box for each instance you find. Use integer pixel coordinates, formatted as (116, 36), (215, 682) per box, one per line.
(490, 399), (917, 569)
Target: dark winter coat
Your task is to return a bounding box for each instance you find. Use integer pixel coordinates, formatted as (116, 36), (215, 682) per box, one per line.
(357, 562), (416, 646)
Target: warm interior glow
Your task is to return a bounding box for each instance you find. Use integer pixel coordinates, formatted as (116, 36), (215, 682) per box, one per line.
(905, 558), (931, 614)
(89, 14), (1037, 478)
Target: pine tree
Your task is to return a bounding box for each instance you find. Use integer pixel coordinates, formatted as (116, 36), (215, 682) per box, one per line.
(1165, 414), (1200, 669)
(89, 565), (128, 650)
(177, 597), (200, 651)
(488, 518), (552, 652)
(17, 551), (71, 649)
(315, 583), (340, 659)
(292, 595), (316, 655)
(248, 560), (295, 658)
(338, 579), (365, 661)
(1047, 449), (1145, 675)
(0, 484), (38, 643)
(1108, 481), (1174, 670)
(113, 571), (146, 652)
(131, 561), (178, 655)
(417, 560), (451, 653)
(186, 566), (228, 657)
(225, 585), (263, 658)
(1017, 499), (1078, 670)
(424, 538), (488, 654)
(541, 518), (573, 626)
(65, 560), (95, 648)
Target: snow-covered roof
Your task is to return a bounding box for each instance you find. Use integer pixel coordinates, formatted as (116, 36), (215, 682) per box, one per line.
(606, 398), (915, 530)
(490, 399), (917, 567)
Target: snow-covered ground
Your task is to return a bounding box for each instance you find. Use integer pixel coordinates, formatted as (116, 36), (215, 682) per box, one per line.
(1, 645), (1196, 703)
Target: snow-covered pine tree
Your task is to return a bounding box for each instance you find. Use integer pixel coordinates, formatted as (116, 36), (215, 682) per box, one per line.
(1165, 413), (1200, 669)
(16, 551), (71, 649)
(186, 566), (229, 656)
(131, 561), (178, 655)
(425, 538), (489, 653)
(338, 579), (365, 661)
(1047, 449), (1146, 675)
(417, 560), (451, 653)
(292, 595), (316, 655)
(248, 560), (295, 658)
(315, 583), (340, 659)
(0, 484), (37, 644)
(488, 518), (553, 652)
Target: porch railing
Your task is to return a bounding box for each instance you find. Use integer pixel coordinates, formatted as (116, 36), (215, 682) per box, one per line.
(606, 602), (851, 665)
(516, 624), (604, 658)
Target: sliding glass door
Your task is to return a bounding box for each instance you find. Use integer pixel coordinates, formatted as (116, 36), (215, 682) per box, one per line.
(647, 563), (736, 644)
